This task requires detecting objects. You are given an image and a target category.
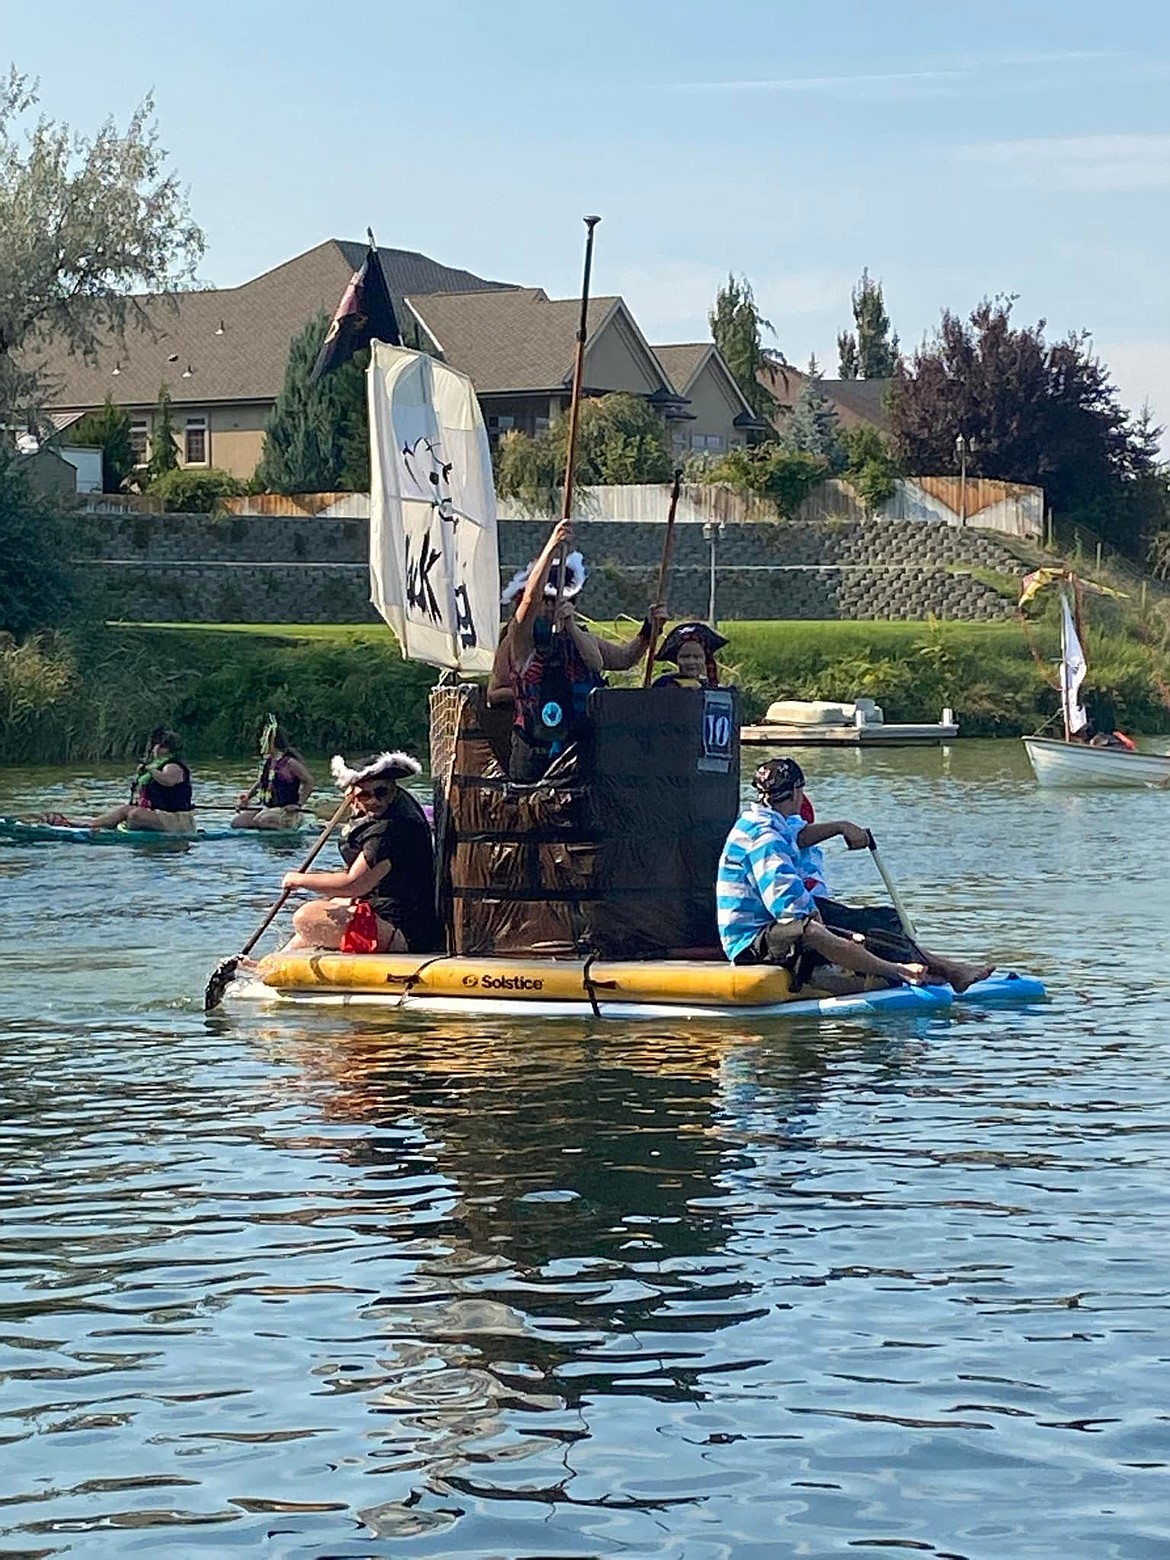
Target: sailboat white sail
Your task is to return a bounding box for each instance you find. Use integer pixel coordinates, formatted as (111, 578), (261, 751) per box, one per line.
(368, 343), (500, 673)
(1022, 577), (1170, 787)
(1058, 587), (1088, 740)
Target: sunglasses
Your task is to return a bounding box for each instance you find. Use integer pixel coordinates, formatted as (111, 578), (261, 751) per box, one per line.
(355, 783), (392, 801)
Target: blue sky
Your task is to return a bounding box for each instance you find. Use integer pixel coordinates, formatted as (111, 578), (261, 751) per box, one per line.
(7, 0), (1169, 432)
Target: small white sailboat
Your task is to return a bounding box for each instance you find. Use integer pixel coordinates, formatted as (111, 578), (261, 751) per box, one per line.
(1022, 583), (1170, 789)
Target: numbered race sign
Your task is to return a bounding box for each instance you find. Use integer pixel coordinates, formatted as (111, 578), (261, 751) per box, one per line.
(699, 687), (735, 773)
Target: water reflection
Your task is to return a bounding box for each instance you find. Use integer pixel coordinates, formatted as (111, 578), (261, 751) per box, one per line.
(3, 752), (1170, 1556)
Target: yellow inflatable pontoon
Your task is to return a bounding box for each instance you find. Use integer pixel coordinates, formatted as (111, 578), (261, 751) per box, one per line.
(246, 951), (1044, 1022)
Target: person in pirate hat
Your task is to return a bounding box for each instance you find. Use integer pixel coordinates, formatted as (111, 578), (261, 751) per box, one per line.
(279, 751), (441, 955)
(716, 756), (993, 994)
(490, 519), (665, 783)
(653, 622), (728, 689)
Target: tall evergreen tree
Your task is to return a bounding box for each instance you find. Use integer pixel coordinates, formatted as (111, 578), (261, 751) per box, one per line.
(71, 396), (135, 492)
(146, 384), (179, 481)
(255, 313), (366, 493)
(709, 274), (782, 420)
(780, 356), (845, 472)
(837, 269), (899, 379)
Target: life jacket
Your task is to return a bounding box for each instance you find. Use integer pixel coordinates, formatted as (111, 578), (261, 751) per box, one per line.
(258, 753), (301, 807)
(513, 620), (604, 752)
(132, 758), (193, 811)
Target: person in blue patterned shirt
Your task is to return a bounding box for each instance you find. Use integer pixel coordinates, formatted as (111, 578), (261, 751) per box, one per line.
(716, 757), (992, 993)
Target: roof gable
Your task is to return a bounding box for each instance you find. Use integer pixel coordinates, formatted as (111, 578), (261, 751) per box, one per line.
(406, 289), (673, 397)
(38, 239), (514, 411)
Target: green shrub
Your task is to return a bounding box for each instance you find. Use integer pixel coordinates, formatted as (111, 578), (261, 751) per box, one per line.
(147, 466), (244, 513)
(702, 445), (828, 517)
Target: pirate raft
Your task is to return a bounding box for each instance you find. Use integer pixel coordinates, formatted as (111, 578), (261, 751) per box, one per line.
(220, 232), (1042, 1022)
(236, 682), (1043, 1020)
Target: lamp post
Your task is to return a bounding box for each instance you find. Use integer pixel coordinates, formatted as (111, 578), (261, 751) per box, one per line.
(954, 433), (977, 526)
(702, 519), (725, 627)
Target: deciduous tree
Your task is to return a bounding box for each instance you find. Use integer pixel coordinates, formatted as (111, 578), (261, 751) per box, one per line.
(889, 297), (1159, 548)
(0, 69), (203, 420)
(0, 452), (71, 634)
(494, 393), (672, 510)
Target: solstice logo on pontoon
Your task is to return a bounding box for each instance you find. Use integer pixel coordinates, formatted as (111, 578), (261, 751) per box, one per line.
(462, 972), (545, 991)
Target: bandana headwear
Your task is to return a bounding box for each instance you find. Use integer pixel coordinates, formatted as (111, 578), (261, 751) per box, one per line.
(753, 756), (806, 803)
(331, 751), (423, 791)
(501, 550), (587, 606)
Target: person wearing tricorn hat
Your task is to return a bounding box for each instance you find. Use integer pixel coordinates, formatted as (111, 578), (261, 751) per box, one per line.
(653, 622), (728, 689)
(491, 518), (665, 782)
(716, 756), (993, 994)
(278, 751), (441, 955)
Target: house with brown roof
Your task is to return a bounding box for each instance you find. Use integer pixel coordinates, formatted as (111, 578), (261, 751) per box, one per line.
(405, 287), (683, 443)
(37, 239), (514, 479)
(654, 343), (769, 456)
(39, 239), (763, 483)
(759, 361), (894, 437)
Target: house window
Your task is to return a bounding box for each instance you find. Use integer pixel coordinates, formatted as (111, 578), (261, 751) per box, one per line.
(129, 420), (148, 464)
(184, 418), (208, 465)
(534, 416), (550, 435)
(694, 433), (725, 452)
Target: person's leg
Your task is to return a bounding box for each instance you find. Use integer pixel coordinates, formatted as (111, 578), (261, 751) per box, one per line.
(84, 803), (134, 830)
(802, 919), (928, 985)
(231, 807), (262, 829)
(251, 806), (301, 831)
(122, 806), (195, 834)
(281, 900), (408, 954)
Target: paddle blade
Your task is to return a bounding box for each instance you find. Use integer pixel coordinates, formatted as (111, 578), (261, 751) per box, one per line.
(204, 956), (240, 1012)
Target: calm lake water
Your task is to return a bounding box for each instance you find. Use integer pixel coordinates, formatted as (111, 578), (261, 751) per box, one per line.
(2, 741), (1169, 1559)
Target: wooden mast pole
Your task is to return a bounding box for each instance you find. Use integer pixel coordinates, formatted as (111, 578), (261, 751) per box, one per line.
(553, 215), (601, 617)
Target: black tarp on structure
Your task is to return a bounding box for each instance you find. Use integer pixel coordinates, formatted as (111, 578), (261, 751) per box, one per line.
(431, 683), (741, 958)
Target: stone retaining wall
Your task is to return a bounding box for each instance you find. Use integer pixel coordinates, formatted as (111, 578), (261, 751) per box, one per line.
(77, 513), (1028, 623)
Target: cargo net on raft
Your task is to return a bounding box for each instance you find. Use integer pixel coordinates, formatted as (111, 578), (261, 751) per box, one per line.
(428, 681), (741, 960)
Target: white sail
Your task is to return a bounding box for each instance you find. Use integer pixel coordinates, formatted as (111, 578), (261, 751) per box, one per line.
(368, 343), (500, 672)
(1059, 588), (1088, 738)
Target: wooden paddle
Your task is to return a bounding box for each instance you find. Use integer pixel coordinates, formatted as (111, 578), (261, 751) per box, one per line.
(641, 467), (684, 685)
(203, 797), (350, 1011)
(865, 830), (920, 942)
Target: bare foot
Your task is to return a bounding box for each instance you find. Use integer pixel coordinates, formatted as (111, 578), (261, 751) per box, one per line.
(946, 962), (995, 995)
(41, 812), (75, 827)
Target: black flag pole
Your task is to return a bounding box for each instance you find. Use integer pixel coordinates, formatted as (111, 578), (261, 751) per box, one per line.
(553, 215), (601, 621)
(309, 226), (401, 383)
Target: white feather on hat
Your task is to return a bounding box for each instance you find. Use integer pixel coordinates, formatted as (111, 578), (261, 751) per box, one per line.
(501, 549), (587, 606)
(331, 751), (422, 790)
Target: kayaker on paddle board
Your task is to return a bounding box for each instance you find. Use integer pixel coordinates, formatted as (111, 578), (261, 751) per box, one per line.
(231, 716), (314, 830)
(717, 756), (993, 994)
(277, 751), (441, 955)
(42, 728), (196, 835)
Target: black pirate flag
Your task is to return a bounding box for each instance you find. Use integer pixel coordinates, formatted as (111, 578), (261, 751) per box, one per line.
(309, 244), (402, 383)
